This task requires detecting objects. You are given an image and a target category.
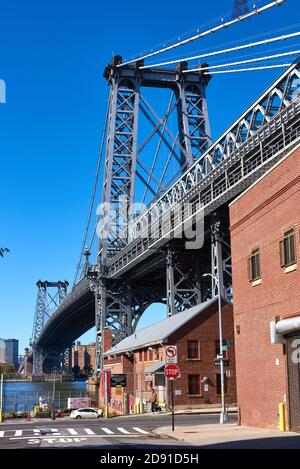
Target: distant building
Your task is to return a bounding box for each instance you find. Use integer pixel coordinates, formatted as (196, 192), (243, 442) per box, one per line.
(72, 341), (96, 372)
(0, 338), (19, 370)
(0, 339), (5, 363)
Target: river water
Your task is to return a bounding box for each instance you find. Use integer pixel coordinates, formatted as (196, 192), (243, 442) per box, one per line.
(2, 380), (88, 414)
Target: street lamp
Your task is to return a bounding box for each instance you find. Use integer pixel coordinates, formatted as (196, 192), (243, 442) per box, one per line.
(203, 272), (229, 424)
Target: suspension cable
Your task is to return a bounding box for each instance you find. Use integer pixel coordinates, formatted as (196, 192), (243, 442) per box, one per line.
(139, 31), (300, 70)
(73, 93), (110, 286)
(204, 63), (292, 74)
(184, 49), (300, 73)
(118, 0), (287, 67)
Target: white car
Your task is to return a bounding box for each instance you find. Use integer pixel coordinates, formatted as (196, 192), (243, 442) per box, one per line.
(70, 407), (103, 419)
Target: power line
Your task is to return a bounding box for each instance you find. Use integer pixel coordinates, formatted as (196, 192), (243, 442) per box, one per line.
(140, 31), (300, 70)
(118, 0), (287, 67)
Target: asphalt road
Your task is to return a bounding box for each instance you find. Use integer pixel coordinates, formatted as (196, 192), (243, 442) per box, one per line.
(0, 412), (237, 449)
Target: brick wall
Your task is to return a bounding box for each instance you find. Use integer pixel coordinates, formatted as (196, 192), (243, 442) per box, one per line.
(230, 144), (300, 429)
(72, 343), (96, 370)
(169, 302), (236, 408)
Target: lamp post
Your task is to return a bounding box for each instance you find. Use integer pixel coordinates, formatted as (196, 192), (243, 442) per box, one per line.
(0, 374), (4, 423)
(203, 272), (229, 424)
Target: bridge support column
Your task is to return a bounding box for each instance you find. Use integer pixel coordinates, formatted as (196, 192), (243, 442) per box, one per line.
(166, 249), (176, 317)
(211, 219), (232, 301)
(176, 63), (211, 165)
(62, 346), (73, 375)
(95, 276), (135, 374)
(32, 346), (44, 375)
(166, 247), (202, 316)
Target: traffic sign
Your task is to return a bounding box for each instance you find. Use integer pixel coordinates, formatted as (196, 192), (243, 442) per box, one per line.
(165, 345), (178, 364)
(164, 364), (181, 380)
(214, 359), (230, 367)
(223, 340), (234, 347)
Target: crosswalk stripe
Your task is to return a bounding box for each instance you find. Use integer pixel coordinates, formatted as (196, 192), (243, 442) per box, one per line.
(117, 427), (131, 434)
(67, 428), (78, 435)
(51, 429), (60, 435)
(132, 427), (149, 434)
(84, 428), (95, 435)
(15, 430), (22, 437)
(0, 431), (4, 438)
(33, 429), (40, 434)
(101, 427), (114, 434)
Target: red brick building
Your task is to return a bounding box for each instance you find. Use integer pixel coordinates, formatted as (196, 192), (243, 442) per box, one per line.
(230, 144), (300, 431)
(100, 298), (236, 414)
(72, 341), (96, 372)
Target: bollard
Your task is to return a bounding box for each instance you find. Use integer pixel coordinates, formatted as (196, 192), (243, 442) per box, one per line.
(279, 403), (286, 432)
(0, 409), (3, 423)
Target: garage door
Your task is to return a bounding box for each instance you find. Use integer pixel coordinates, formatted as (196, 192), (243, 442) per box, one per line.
(287, 334), (300, 432)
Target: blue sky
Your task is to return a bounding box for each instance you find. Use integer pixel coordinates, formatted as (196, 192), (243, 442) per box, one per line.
(0, 0), (299, 353)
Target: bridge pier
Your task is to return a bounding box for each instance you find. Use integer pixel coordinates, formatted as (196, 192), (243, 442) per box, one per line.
(95, 276), (136, 374)
(166, 247), (203, 317)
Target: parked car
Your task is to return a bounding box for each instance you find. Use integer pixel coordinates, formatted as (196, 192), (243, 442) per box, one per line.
(70, 407), (103, 419)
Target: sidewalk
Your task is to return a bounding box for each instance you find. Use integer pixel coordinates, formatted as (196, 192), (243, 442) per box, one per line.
(154, 423), (300, 449)
(122, 406), (237, 418)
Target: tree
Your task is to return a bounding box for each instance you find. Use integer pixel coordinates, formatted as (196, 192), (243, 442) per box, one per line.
(0, 363), (15, 374)
(0, 248), (10, 258)
(83, 364), (94, 377)
(72, 365), (80, 377)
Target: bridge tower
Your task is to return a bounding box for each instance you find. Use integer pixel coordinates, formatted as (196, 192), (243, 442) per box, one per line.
(233, 0), (249, 19)
(95, 57), (212, 372)
(31, 280), (69, 374)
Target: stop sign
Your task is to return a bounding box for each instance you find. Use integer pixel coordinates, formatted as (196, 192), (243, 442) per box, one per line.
(164, 364), (181, 380)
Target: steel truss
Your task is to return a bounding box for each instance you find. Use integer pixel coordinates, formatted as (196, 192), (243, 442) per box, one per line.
(166, 248), (202, 317)
(31, 281), (69, 374)
(108, 60), (300, 278)
(94, 57), (211, 371)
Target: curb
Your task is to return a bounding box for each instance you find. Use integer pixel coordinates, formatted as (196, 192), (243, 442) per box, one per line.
(152, 429), (186, 443)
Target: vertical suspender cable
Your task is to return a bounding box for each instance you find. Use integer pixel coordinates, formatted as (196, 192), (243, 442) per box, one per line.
(73, 93), (111, 286)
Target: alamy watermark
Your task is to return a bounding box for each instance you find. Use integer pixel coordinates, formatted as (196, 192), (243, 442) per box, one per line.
(0, 79), (6, 104)
(291, 339), (300, 364)
(96, 197), (205, 250)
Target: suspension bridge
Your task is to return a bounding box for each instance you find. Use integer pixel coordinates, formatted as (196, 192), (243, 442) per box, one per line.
(23, 0), (300, 375)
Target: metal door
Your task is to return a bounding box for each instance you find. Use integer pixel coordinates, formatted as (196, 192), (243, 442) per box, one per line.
(287, 335), (300, 432)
